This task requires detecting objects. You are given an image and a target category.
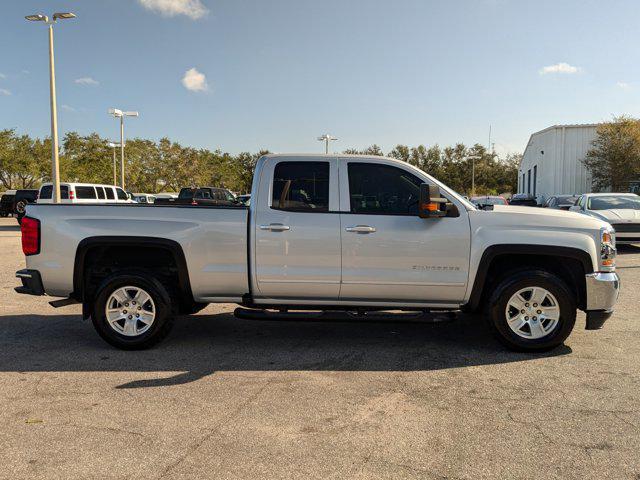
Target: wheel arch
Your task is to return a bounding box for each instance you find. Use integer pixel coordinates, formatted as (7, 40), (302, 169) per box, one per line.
(466, 244), (594, 312)
(73, 236), (194, 318)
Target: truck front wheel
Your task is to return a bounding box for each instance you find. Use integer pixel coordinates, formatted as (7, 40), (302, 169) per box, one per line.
(91, 271), (175, 350)
(487, 269), (576, 352)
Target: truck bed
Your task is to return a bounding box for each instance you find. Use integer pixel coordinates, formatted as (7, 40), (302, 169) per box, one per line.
(24, 204), (249, 302)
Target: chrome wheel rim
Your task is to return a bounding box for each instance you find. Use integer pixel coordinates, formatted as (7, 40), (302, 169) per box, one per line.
(505, 286), (560, 339)
(16, 201), (26, 214)
(105, 286), (156, 336)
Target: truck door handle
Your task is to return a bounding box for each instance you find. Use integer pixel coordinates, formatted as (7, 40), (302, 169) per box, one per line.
(345, 225), (376, 233)
(260, 223), (290, 232)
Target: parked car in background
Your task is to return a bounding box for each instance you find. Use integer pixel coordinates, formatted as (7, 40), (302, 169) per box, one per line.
(237, 194), (251, 206)
(544, 195), (579, 210)
(570, 193), (640, 244)
(0, 190), (16, 217)
(470, 195), (508, 210)
(133, 194), (156, 204)
(13, 189), (39, 224)
(38, 183), (133, 205)
(154, 187), (239, 206)
(154, 193), (178, 201)
(509, 193), (539, 207)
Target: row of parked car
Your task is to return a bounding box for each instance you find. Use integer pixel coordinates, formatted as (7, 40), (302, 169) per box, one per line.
(0, 182), (253, 223)
(469, 192), (640, 245)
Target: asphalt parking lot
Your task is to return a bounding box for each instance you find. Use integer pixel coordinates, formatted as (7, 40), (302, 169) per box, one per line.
(0, 217), (639, 479)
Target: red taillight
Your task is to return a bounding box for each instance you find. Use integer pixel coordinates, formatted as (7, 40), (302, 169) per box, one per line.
(69, 190), (75, 200)
(21, 217), (40, 256)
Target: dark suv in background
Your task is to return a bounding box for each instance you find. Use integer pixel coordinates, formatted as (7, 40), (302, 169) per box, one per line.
(0, 190), (16, 217)
(13, 189), (39, 224)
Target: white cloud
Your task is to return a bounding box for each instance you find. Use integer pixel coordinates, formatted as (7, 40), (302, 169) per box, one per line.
(138, 0), (208, 19)
(616, 81), (631, 90)
(0, 88), (11, 96)
(74, 77), (99, 86)
(539, 62), (581, 75)
(182, 67), (209, 92)
(61, 104), (76, 112)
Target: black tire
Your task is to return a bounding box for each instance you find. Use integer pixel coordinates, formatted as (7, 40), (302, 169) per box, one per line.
(91, 271), (175, 350)
(486, 269), (576, 352)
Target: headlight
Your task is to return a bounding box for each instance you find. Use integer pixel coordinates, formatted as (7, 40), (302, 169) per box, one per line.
(600, 227), (616, 269)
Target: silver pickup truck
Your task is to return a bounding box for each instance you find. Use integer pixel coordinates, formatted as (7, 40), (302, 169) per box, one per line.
(16, 154), (620, 351)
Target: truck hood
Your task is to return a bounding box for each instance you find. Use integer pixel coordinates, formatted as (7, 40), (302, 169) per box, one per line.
(587, 209), (640, 222)
(483, 205), (610, 231)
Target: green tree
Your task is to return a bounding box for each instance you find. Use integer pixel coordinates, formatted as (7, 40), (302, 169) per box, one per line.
(584, 116), (640, 191)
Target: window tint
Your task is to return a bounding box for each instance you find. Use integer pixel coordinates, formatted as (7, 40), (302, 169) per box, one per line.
(348, 163), (422, 215)
(116, 188), (128, 200)
(40, 185), (52, 199)
(96, 187), (106, 199)
(39, 185), (69, 199)
(178, 188), (195, 199)
(105, 187), (115, 200)
(76, 186), (97, 199)
(272, 162), (329, 212)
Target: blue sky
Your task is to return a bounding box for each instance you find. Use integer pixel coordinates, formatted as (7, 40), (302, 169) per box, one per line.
(1, 0), (639, 156)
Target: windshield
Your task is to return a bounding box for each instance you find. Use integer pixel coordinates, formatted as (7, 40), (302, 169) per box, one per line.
(557, 196), (577, 204)
(588, 195), (640, 211)
(178, 188), (195, 199)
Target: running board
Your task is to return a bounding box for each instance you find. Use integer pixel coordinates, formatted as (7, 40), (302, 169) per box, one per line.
(49, 298), (80, 308)
(233, 307), (457, 323)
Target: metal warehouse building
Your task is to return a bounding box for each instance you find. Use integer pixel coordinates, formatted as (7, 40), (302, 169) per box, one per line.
(518, 124), (598, 202)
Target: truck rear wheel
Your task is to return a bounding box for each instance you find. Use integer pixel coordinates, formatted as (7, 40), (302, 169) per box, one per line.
(91, 271), (175, 350)
(487, 269), (576, 352)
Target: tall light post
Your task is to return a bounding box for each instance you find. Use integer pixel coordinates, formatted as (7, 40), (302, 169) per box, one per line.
(467, 155), (482, 196)
(317, 134), (337, 154)
(107, 142), (123, 186)
(108, 108), (138, 189)
(25, 12), (76, 203)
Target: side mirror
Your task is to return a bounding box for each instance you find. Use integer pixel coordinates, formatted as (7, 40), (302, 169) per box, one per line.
(568, 205), (581, 212)
(419, 183), (447, 218)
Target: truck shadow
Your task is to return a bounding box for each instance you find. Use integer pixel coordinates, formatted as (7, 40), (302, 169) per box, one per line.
(0, 311), (570, 388)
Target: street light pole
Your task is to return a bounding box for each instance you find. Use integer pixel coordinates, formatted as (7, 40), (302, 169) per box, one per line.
(466, 155), (482, 196)
(108, 108), (138, 190)
(26, 12), (76, 203)
(120, 116), (125, 188)
(317, 134), (337, 154)
(47, 23), (60, 203)
(107, 142), (123, 186)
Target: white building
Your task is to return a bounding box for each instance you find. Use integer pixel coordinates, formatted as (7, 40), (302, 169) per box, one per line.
(518, 124), (598, 202)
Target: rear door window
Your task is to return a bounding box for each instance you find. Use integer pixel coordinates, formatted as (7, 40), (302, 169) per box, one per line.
(76, 186), (97, 199)
(272, 162), (329, 212)
(105, 187), (115, 200)
(96, 187), (106, 199)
